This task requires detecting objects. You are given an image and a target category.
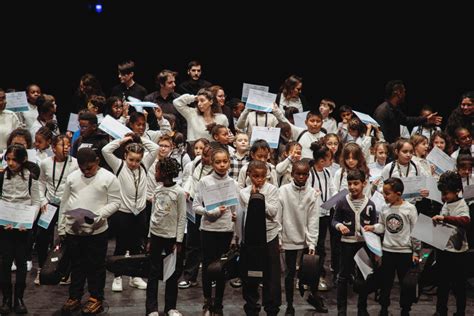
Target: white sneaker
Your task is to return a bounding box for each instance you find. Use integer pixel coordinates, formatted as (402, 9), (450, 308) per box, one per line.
(129, 277), (147, 290)
(168, 309), (182, 316)
(112, 276), (123, 292)
(148, 312), (159, 316)
(34, 269), (41, 285)
(27, 261), (33, 271)
(11, 262), (17, 271)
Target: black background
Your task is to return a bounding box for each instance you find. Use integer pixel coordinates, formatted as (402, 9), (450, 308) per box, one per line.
(1, 2), (473, 129)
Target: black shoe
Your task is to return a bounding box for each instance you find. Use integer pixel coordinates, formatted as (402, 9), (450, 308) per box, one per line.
(307, 294), (328, 313)
(285, 305), (295, 315)
(357, 309), (369, 316)
(379, 308), (389, 316)
(0, 297), (12, 315)
(13, 298), (27, 314)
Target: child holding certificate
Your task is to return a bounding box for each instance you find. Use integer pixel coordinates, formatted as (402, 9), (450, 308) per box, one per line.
(192, 146), (238, 315)
(0, 144), (40, 314)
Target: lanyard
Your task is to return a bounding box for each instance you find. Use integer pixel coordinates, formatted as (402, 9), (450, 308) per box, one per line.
(132, 167), (141, 204)
(52, 157), (68, 194)
(314, 169), (328, 202)
(396, 162), (410, 178)
(255, 113), (268, 127)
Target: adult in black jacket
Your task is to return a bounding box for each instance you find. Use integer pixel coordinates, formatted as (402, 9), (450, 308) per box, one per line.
(373, 80), (442, 144)
(110, 60), (148, 102)
(445, 91), (474, 141)
(177, 60), (212, 95)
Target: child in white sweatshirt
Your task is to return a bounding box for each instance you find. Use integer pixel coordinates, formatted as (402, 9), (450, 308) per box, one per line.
(146, 157), (186, 316)
(364, 177), (420, 316)
(279, 160), (327, 315)
(275, 141), (301, 187)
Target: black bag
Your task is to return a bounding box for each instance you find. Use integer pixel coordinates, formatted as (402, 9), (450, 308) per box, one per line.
(298, 254), (321, 285)
(207, 247), (240, 281)
(40, 244), (68, 285)
(106, 254), (150, 278)
(401, 248), (437, 304)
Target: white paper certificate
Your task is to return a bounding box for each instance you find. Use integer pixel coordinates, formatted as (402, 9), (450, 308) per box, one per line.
(250, 126), (281, 149)
(411, 213), (454, 250)
(362, 230), (383, 257)
(245, 89), (276, 113)
(0, 200), (38, 229)
(426, 146), (455, 175)
(201, 179), (239, 211)
(38, 204), (58, 229)
(293, 111), (309, 128)
(354, 248), (373, 280)
(242, 83), (269, 102)
(6, 91), (29, 112)
(98, 115), (132, 139)
(352, 110), (380, 127)
(67, 113), (80, 132)
(401, 176), (426, 199)
(162, 249), (177, 282)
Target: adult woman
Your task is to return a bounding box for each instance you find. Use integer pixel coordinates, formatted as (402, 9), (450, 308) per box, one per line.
(276, 75), (308, 113)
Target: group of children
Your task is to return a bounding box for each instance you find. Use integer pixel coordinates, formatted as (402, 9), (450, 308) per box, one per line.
(0, 81), (472, 316)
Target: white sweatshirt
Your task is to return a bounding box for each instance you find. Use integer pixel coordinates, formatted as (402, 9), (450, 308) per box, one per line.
(149, 183), (187, 242)
(58, 168), (121, 236)
(0, 110), (20, 151)
(239, 182), (281, 244)
(236, 109), (280, 137)
(238, 162), (277, 189)
(39, 156), (79, 207)
(0, 169), (41, 214)
(374, 201), (420, 253)
(322, 117), (337, 134)
(278, 181), (320, 250)
(440, 198), (470, 253)
(173, 94), (229, 141)
(193, 172), (237, 232)
(102, 138), (159, 214)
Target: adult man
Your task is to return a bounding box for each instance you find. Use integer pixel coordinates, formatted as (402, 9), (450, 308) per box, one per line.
(144, 70), (185, 133)
(373, 80), (442, 143)
(177, 60), (212, 95)
(110, 60), (148, 101)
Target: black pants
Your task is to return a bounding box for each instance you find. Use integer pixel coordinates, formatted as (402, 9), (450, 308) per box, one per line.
(284, 248), (318, 305)
(379, 251), (413, 311)
(66, 231), (108, 301)
(182, 215), (202, 282)
(242, 236), (281, 316)
(436, 250), (467, 315)
(201, 231), (232, 308)
(146, 235), (182, 315)
(36, 207), (59, 268)
(316, 215), (330, 277)
(111, 211), (146, 276)
(336, 242), (368, 314)
(0, 230), (29, 300)
(329, 208), (341, 275)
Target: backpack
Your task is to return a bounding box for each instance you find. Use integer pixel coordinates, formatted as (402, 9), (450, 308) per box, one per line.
(388, 160), (418, 178)
(115, 160), (148, 177)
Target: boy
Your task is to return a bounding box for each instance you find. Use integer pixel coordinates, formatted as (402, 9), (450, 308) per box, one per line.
(432, 171), (470, 316)
(279, 160), (327, 315)
(229, 132), (249, 180)
(332, 169), (377, 316)
(364, 177), (420, 316)
(58, 148), (121, 314)
(337, 105), (354, 143)
(239, 160), (281, 316)
(319, 98), (337, 134)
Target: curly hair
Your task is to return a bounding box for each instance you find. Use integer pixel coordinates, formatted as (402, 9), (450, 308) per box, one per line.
(438, 171), (463, 193)
(156, 157), (181, 181)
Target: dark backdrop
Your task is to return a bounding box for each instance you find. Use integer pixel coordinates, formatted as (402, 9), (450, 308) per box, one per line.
(2, 2), (473, 130)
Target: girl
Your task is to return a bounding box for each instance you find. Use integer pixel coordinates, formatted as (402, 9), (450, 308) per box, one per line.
(451, 127), (473, 160)
(36, 134), (79, 285)
(239, 160), (281, 315)
(29, 99), (59, 138)
(173, 88), (229, 142)
(333, 143), (370, 195)
(323, 133), (342, 177)
(104, 96), (128, 124)
(337, 105), (353, 143)
(34, 124), (55, 163)
(275, 141), (302, 187)
(429, 131), (451, 155)
(170, 132), (191, 185)
(347, 118), (377, 163)
(0, 145), (40, 314)
(193, 147), (237, 315)
(238, 140), (277, 189)
(102, 133), (159, 292)
(0, 88), (21, 152)
(210, 124), (234, 155)
(127, 108), (171, 143)
(21, 84), (42, 130)
(411, 134), (433, 176)
(146, 157), (186, 316)
(457, 154), (474, 188)
(369, 141), (389, 180)
(229, 132), (249, 180)
(381, 139), (430, 206)
(309, 141), (336, 291)
(411, 105), (441, 139)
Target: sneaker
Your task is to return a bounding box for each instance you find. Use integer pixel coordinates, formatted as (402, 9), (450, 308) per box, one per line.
(81, 297), (103, 314)
(318, 277), (329, 291)
(34, 269), (41, 285)
(11, 261), (16, 271)
(148, 312), (159, 316)
(60, 275), (71, 285)
(129, 277), (147, 290)
(112, 276), (123, 292)
(27, 261), (32, 272)
(61, 298), (81, 313)
(168, 309), (183, 316)
(178, 280), (197, 289)
(211, 281), (216, 288)
(230, 278), (242, 288)
(307, 294), (328, 313)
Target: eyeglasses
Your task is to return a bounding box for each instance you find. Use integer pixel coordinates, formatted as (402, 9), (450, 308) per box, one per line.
(159, 144), (171, 148)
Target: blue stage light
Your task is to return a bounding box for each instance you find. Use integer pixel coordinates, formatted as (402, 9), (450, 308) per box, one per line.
(95, 4), (103, 13)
